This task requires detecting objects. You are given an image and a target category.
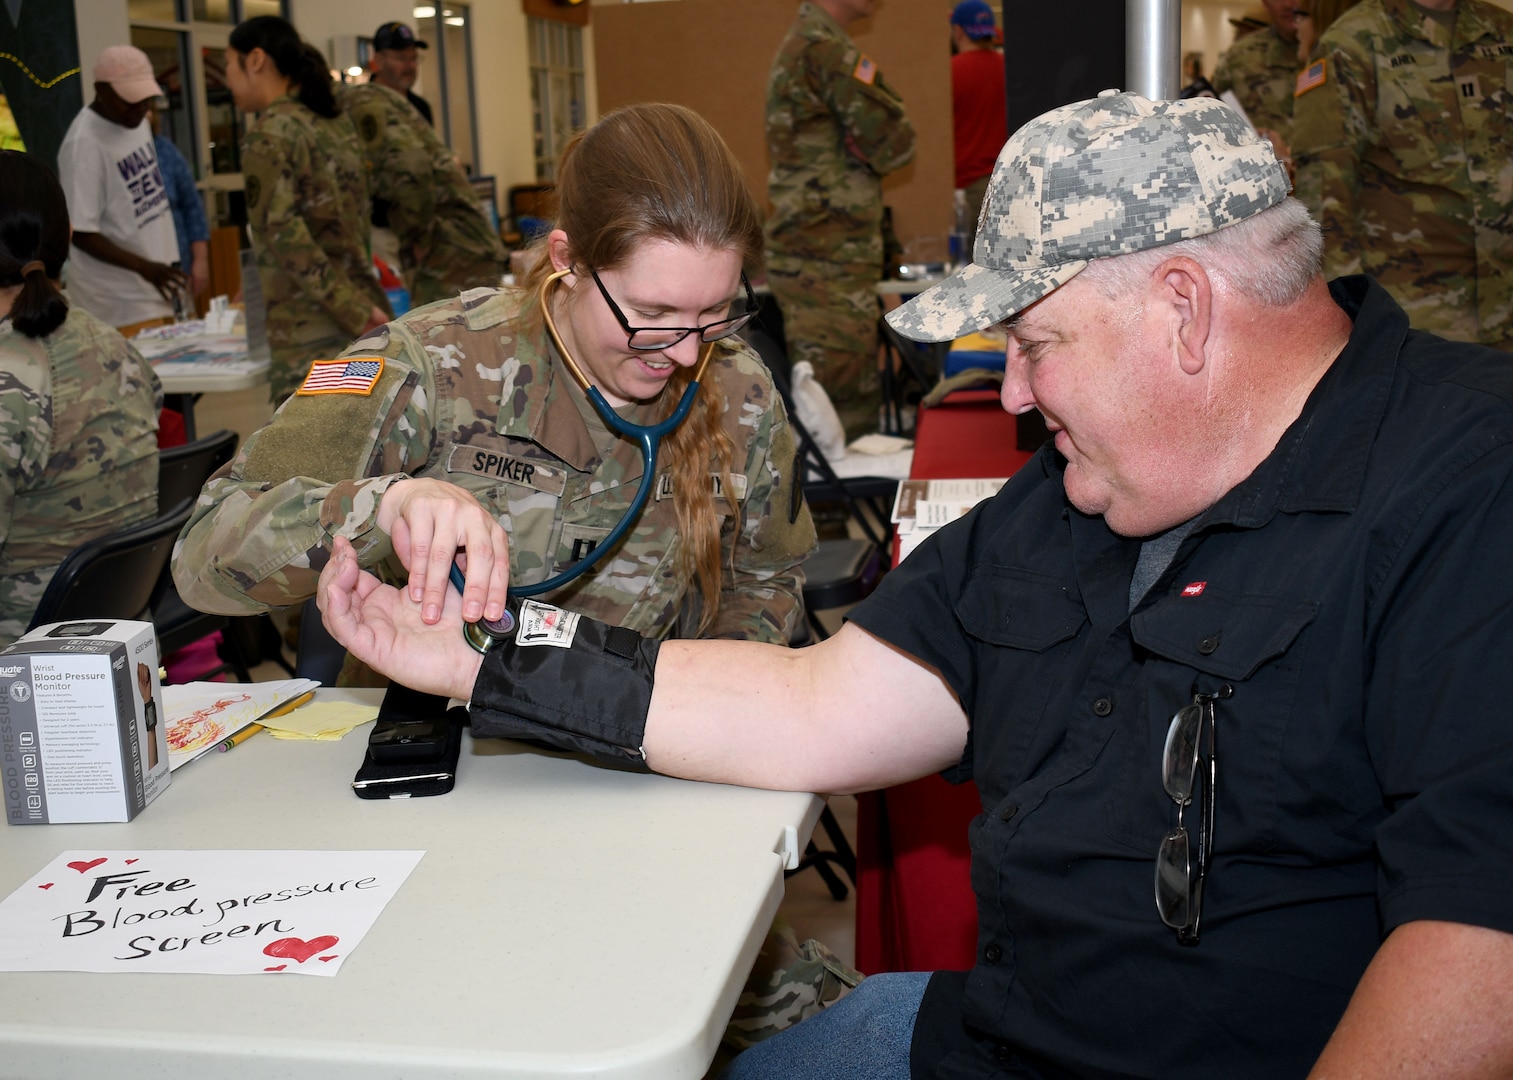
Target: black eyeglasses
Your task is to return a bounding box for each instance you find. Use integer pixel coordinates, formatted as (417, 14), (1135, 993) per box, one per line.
(588, 268), (759, 351)
(1154, 684), (1232, 945)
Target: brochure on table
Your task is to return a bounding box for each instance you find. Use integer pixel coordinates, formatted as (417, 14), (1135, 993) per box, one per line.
(891, 478), (1007, 561)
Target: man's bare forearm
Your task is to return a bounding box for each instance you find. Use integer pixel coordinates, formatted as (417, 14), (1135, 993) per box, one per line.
(645, 624), (968, 794)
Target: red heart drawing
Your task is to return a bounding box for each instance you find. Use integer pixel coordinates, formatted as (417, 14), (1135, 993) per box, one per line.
(319, 954), (338, 962)
(37, 883), (53, 890)
(125, 858), (138, 865)
(67, 858), (106, 874)
(263, 936), (339, 964)
(264, 964), (288, 972)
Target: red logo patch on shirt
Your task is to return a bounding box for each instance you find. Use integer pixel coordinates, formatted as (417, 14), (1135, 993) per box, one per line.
(1181, 581), (1207, 597)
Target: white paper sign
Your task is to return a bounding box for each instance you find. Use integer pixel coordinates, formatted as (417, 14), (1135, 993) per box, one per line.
(0, 850), (424, 976)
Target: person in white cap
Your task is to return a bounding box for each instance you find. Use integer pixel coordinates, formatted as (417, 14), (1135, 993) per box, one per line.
(316, 91), (1513, 1079)
(56, 45), (187, 333)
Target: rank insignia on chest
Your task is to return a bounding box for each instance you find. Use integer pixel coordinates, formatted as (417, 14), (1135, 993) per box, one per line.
(297, 357), (385, 396)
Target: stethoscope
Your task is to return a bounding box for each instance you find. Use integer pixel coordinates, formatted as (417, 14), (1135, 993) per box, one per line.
(455, 266), (715, 653)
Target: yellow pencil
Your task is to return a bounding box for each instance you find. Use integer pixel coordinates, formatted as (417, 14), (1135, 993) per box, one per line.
(217, 723), (264, 753)
(262, 689), (317, 720)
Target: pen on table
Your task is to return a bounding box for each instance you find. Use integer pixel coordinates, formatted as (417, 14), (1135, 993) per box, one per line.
(217, 723), (264, 753)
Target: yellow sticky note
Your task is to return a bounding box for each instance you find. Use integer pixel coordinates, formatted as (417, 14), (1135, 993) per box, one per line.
(260, 701), (379, 740)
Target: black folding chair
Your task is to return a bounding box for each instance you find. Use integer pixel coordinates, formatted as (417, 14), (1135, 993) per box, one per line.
(156, 429), (237, 510)
(27, 498), (195, 630)
(151, 430), (288, 682)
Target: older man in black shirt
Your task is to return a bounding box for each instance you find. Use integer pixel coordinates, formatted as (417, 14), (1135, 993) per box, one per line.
(317, 92), (1513, 1079)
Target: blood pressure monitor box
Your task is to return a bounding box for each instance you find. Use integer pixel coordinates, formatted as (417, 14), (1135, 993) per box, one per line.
(0, 620), (170, 825)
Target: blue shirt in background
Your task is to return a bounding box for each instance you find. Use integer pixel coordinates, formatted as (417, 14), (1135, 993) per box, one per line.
(154, 134), (208, 271)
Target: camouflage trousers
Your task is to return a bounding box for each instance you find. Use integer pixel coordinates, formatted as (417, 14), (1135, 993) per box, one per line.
(767, 262), (882, 441)
(710, 914), (864, 1076)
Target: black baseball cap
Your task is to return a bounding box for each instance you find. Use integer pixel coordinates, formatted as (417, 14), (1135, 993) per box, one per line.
(373, 22), (428, 50)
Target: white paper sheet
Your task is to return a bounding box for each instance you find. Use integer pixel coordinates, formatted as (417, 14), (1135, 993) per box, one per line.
(0, 849), (424, 975)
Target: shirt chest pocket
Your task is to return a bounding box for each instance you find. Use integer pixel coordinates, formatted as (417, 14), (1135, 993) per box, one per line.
(1104, 590), (1318, 852)
(551, 474), (680, 593)
(954, 566), (1087, 789)
(1372, 53), (1460, 179)
(441, 442), (567, 583)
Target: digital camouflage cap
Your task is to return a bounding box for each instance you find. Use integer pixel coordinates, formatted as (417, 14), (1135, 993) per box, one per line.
(887, 90), (1289, 343)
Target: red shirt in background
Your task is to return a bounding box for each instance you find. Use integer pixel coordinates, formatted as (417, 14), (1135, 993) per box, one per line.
(951, 46), (1008, 189)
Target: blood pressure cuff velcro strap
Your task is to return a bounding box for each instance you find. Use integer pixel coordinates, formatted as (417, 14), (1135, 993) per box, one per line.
(467, 608), (659, 770)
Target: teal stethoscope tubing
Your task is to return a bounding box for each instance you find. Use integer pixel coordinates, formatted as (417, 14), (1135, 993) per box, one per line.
(447, 267), (712, 636)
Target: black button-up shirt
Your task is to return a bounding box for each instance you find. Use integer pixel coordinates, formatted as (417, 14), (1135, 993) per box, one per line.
(850, 277), (1513, 1078)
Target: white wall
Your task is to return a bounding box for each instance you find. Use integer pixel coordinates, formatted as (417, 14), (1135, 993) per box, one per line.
(74, 0), (131, 86)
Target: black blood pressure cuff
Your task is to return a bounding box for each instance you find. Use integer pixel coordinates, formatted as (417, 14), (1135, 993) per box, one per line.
(467, 602), (660, 770)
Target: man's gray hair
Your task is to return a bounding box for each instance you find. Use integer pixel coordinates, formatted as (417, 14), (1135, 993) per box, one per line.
(1079, 197), (1323, 306)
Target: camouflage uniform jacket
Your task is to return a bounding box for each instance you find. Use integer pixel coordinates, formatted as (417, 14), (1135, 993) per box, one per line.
(0, 306), (161, 645)
(1212, 25), (1299, 144)
(1292, 0), (1513, 349)
(242, 97), (389, 384)
(173, 287), (816, 644)
(340, 83), (506, 307)
(764, 1), (915, 272)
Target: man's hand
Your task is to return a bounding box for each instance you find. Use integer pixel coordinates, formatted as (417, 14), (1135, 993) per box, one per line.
(70, 231), (187, 303)
(140, 260), (190, 303)
(318, 535), (483, 699)
(189, 241), (211, 297)
(375, 477), (510, 625)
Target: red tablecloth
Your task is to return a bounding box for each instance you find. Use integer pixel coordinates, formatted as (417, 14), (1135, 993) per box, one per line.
(855, 390), (1033, 975)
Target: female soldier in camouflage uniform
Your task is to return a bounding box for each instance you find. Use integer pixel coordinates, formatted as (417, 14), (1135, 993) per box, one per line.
(174, 103), (818, 671)
(0, 151), (161, 644)
(225, 16), (390, 403)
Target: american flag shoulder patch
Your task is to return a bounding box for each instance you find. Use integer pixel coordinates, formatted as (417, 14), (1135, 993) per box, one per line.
(297, 357), (385, 396)
(1295, 58), (1327, 97)
(853, 54), (877, 85)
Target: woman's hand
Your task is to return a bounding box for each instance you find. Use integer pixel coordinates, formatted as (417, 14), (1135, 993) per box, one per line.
(318, 535), (483, 699)
(375, 477), (511, 625)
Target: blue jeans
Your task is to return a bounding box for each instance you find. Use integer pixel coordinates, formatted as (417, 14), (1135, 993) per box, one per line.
(719, 970), (931, 1080)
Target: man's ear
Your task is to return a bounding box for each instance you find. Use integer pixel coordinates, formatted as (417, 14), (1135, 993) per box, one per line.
(1155, 256), (1212, 375)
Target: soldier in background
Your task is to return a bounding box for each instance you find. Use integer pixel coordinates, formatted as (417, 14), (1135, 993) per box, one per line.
(1212, 0), (1302, 154)
(1291, 0), (1513, 352)
(341, 80), (507, 307)
(0, 151), (161, 645)
(368, 21), (433, 126)
(226, 16), (390, 403)
(765, 0), (915, 439)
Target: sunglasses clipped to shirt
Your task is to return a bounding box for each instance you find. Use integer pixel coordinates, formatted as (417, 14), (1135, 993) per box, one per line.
(1154, 684), (1234, 945)
(589, 268), (759, 351)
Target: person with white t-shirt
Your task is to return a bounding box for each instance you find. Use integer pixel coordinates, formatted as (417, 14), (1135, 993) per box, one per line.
(58, 45), (187, 331)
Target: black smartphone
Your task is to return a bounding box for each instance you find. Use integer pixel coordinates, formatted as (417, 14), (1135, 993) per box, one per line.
(353, 685), (463, 799)
(369, 716), (453, 762)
